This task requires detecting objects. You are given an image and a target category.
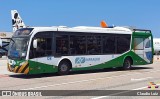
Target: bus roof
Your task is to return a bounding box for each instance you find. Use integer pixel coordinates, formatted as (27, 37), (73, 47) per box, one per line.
(31, 26), (151, 35)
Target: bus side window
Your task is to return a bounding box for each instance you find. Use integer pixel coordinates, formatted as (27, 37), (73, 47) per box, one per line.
(69, 41), (76, 54)
(103, 35), (115, 54)
(35, 38), (45, 57)
(87, 36), (101, 54)
(56, 35), (69, 55)
(116, 35), (131, 54)
(30, 39), (53, 59)
(145, 38), (151, 48)
(70, 35), (86, 55)
(29, 31), (54, 59)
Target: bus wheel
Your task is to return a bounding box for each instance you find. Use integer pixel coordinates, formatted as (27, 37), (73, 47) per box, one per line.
(123, 58), (131, 70)
(58, 61), (70, 75)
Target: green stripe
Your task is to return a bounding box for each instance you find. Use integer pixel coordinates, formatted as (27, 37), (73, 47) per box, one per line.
(28, 60), (58, 74)
(72, 51), (149, 71)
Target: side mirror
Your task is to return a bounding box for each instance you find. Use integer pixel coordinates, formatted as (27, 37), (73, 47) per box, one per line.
(0, 38), (2, 47)
(33, 39), (37, 48)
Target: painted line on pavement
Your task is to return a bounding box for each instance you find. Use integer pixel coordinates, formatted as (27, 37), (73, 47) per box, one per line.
(131, 77), (153, 81)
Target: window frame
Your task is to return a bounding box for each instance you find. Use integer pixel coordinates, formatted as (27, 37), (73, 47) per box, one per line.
(54, 31), (131, 56)
(29, 31), (54, 59)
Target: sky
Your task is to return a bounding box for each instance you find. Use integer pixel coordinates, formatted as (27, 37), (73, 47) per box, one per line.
(0, 0), (160, 37)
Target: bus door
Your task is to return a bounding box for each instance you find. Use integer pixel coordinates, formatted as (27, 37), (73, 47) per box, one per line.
(134, 37), (152, 63)
(143, 37), (152, 63)
(30, 32), (54, 73)
(35, 37), (53, 67)
(30, 37), (46, 72)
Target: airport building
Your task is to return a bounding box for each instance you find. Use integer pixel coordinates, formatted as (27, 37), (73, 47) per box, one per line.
(0, 32), (13, 57)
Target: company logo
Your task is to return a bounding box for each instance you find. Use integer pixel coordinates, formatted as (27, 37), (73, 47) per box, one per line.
(75, 57), (100, 64)
(75, 57), (85, 64)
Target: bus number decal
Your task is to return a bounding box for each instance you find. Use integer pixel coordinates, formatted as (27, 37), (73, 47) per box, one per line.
(47, 57), (52, 60)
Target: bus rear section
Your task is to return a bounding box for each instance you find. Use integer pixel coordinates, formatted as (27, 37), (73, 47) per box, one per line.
(132, 29), (153, 65)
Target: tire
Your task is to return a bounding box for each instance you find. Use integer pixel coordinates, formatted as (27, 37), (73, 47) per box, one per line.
(58, 61), (70, 75)
(123, 58), (132, 70)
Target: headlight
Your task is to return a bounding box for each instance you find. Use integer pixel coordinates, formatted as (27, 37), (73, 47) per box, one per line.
(9, 60), (16, 65)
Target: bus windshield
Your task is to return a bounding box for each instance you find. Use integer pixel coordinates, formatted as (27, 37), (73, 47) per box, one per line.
(13, 28), (33, 36)
(8, 37), (29, 59)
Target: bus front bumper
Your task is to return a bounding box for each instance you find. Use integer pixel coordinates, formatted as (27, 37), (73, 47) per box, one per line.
(7, 61), (29, 74)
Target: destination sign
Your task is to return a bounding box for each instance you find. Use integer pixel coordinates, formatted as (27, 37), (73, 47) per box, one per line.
(13, 28), (33, 36)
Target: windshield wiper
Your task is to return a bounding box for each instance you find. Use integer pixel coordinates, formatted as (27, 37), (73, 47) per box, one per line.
(10, 38), (15, 43)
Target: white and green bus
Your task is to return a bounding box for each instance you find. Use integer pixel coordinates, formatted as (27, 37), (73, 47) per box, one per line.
(3, 26), (153, 75)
